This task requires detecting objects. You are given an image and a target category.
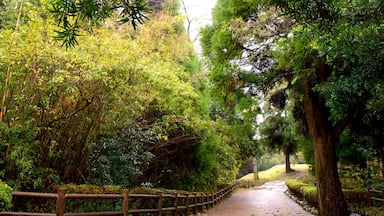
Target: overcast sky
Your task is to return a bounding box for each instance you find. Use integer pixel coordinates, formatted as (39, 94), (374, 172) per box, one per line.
(181, 0), (217, 52)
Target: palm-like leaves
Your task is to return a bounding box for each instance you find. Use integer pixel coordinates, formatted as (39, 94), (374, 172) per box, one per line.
(51, 0), (150, 48)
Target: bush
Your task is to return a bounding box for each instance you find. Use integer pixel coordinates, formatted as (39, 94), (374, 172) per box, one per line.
(301, 186), (317, 206)
(285, 179), (371, 209)
(0, 181), (12, 211)
(344, 188), (370, 205)
(61, 184), (122, 194)
(285, 179), (308, 198)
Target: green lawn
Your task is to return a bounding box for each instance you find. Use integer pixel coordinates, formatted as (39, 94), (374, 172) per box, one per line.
(240, 164), (310, 181)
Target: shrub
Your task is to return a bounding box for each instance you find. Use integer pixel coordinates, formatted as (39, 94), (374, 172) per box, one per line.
(53, 184), (123, 213)
(343, 188), (370, 205)
(0, 181), (12, 211)
(301, 186), (318, 206)
(285, 179), (308, 198)
(61, 184), (122, 194)
(285, 179), (371, 210)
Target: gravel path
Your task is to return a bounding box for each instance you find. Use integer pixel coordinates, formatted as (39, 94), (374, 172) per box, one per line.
(201, 180), (313, 216)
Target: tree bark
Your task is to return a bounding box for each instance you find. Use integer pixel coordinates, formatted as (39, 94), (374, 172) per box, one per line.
(302, 75), (349, 216)
(381, 147), (384, 177)
(284, 149), (293, 173)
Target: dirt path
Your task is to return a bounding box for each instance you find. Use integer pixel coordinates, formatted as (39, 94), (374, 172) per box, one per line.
(201, 180), (313, 216)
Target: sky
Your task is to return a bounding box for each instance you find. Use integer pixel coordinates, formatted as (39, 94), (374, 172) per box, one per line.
(180, 0), (217, 53)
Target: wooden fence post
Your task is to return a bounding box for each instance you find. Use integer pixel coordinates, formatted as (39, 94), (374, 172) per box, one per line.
(200, 194), (204, 213)
(193, 193), (197, 215)
(214, 191), (218, 205)
(185, 194), (189, 216)
(158, 192), (163, 216)
(56, 187), (66, 216)
(122, 189), (129, 216)
(173, 193), (179, 216)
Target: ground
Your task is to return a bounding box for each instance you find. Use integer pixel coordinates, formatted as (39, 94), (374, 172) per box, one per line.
(200, 164), (313, 216)
(200, 180), (312, 216)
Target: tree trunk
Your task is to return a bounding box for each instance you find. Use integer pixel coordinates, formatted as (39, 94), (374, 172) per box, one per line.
(302, 76), (349, 216)
(381, 147), (384, 177)
(284, 149), (293, 173)
(252, 157), (259, 180)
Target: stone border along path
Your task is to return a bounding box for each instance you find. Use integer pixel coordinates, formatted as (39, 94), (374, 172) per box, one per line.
(199, 180), (314, 216)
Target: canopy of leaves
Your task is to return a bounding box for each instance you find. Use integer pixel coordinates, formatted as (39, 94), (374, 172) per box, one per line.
(202, 0), (384, 172)
(0, 0), (239, 191)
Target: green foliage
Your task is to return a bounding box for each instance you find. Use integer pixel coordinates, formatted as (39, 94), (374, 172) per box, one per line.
(0, 0), (19, 29)
(92, 126), (155, 188)
(0, 0), (227, 192)
(0, 180), (12, 211)
(212, 0), (259, 23)
(301, 185), (318, 206)
(62, 184), (122, 194)
(0, 120), (48, 190)
(50, 0), (151, 48)
(285, 179), (308, 198)
(60, 184), (123, 213)
(191, 135), (219, 189)
(286, 178), (371, 209)
(204, 1), (384, 214)
(337, 130), (368, 169)
(267, 0), (340, 30)
(299, 136), (315, 171)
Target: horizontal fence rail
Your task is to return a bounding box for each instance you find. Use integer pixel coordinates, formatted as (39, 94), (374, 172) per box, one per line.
(368, 188), (384, 204)
(1, 183), (238, 216)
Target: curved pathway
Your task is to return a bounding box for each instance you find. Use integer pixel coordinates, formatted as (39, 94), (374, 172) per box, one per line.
(202, 180), (312, 216)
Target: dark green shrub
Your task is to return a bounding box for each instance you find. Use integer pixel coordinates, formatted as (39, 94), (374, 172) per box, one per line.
(0, 181), (12, 211)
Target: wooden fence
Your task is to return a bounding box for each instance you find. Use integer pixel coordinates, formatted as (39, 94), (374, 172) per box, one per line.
(368, 188), (384, 205)
(0, 183), (238, 216)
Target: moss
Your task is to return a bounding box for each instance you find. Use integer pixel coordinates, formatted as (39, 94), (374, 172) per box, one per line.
(285, 179), (308, 188)
(301, 186), (318, 206)
(285, 179), (308, 198)
(285, 179), (370, 209)
(301, 186), (317, 194)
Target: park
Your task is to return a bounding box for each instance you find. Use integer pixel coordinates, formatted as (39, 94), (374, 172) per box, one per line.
(1, 0), (383, 215)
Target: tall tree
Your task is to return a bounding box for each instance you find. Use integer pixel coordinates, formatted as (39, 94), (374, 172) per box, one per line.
(201, 0), (384, 215)
(259, 114), (297, 173)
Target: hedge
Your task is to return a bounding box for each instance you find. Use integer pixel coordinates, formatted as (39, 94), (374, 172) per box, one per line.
(285, 179), (370, 207)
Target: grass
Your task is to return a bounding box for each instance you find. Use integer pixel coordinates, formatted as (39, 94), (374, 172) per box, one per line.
(239, 164), (310, 181)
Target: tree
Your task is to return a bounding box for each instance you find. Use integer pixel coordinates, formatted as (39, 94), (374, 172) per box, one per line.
(201, 0), (384, 215)
(1, 0), (228, 191)
(50, 0), (150, 47)
(259, 114), (296, 173)
(272, 1), (384, 214)
(258, 87), (301, 174)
